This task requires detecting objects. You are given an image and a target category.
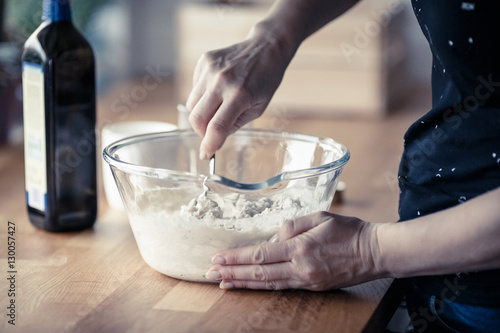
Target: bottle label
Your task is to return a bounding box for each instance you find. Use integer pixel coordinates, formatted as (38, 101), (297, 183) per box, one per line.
(22, 62), (47, 212)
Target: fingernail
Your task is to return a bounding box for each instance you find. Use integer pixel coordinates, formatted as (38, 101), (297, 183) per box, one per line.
(205, 270), (221, 280)
(220, 281), (235, 289)
(200, 151), (209, 160)
(211, 255), (225, 264)
(269, 234), (279, 243)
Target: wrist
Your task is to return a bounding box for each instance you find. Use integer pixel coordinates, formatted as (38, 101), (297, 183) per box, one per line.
(356, 221), (392, 281)
(375, 221), (417, 279)
(247, 20), (302, 63)
(369, 222), (397, 279)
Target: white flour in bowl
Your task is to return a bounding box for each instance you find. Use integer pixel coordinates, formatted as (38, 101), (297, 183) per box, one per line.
(129, 187), (323, 282)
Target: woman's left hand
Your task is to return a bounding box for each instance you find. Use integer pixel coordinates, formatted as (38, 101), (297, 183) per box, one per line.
(205, 211), (385, 291)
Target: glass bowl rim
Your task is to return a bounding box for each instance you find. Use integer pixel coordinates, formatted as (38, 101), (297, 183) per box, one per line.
(103, 128), (350, 190)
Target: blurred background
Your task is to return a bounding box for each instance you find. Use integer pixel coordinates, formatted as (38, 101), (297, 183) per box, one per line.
(0, 0), (432, 146)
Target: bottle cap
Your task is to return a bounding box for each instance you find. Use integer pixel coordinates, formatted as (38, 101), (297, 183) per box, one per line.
(42, 0), (72, 22)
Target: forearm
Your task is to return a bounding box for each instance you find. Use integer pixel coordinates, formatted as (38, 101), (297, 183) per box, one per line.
(248, 0), (361, 56)
(377, 187), (500, 278)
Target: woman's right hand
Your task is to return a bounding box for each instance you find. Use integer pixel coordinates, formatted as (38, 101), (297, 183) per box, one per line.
(186, 27), (297, 159)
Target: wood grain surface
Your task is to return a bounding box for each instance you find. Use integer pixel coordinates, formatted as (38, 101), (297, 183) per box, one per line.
(0, 82), (430, 332)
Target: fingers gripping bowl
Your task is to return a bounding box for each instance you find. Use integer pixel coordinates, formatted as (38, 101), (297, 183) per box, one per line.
(103, 129), (350, 282)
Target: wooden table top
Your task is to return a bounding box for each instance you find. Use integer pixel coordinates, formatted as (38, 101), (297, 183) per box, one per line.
(0, 84), (430, 332)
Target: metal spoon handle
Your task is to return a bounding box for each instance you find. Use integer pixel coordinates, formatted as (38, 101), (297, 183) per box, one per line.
(209, 154), (215, 175)
(201, 155), (215, 198)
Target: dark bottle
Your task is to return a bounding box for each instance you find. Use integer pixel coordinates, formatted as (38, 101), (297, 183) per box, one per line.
(21, 0), (97, 232)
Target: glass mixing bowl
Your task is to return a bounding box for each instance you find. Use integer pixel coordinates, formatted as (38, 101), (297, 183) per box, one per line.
(103, 129), (349, 282)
